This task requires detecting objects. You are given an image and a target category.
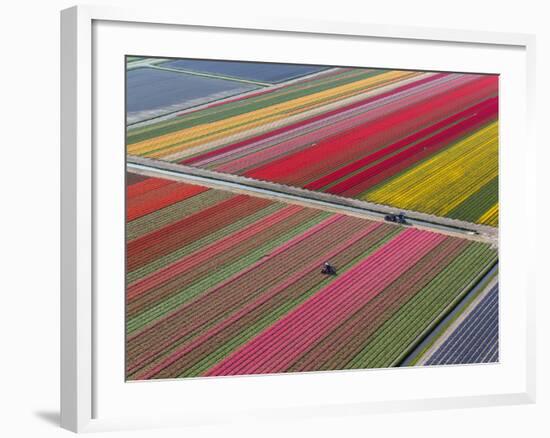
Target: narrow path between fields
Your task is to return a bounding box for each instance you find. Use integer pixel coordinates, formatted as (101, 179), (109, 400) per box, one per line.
(126, 65), (342, 129)
(127, 156), (498, 245)
(127, 57), (271, 86)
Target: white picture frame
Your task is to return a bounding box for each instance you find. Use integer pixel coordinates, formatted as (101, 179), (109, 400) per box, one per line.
(60, 4), (537, 433)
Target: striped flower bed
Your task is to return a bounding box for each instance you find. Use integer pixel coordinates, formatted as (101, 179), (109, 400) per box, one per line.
(127, 64), (498, 226)
(422, 284), (499, 365)
(366, 123), (498, 226)
(126, 173), (497, 380)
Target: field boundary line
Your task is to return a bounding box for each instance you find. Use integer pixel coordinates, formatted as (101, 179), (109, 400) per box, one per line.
(415, 277), (499, 366)
(127, 57), (273, 86)
(127, 156), (498, 244)
(398, 262), (498, 367)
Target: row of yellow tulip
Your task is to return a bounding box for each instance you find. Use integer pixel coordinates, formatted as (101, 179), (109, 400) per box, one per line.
(365, 122), (498, 226)
(127, 70), (419, 160)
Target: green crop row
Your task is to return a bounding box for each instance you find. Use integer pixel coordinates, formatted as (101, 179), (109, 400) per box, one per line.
(345, 242), (497, 369)
(126, 210), (329, 333)
(126, 202), (285, 284)
(126, 70), (385, 144)
(175, 225), (400, 378)
(127, 189), (233, 240)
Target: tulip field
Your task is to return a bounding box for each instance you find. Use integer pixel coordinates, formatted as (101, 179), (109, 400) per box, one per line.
(125, 59), (500, 380)
(420, 284), (499, 365)
(126, 173), (497, 380)
(127, 62), (499, 226)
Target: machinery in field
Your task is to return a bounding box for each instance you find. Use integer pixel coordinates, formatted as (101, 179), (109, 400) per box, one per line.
(384, 212), (408, 225)
(321, 262), (337, 276)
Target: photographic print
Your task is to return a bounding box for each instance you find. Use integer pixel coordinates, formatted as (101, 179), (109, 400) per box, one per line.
(125, 57), (498, 380)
